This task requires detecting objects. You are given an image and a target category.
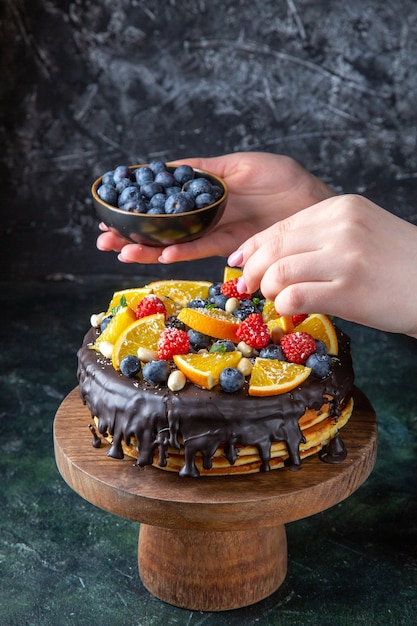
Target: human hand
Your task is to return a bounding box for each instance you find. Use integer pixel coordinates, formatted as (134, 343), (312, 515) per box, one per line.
(229, 194), (417, 337)
(96, 152), (333, 264)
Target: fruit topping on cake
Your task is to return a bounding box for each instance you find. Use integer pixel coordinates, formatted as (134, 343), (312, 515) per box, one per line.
(89, 268), (339, 398)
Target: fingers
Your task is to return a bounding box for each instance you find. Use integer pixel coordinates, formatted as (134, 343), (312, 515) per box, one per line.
(158, 232), (233, 263)
(96, 230), (126, 252)
(232, 215), (324, 295)
(96, 231), (164, 263)
(227, 195), (367, 310)
(158, 219), (259, 263)
(274, 280), (341, 318)
(258, 249), (339, 304)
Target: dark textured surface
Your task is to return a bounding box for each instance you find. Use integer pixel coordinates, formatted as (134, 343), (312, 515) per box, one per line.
(2, 1), (417, 623)
(1, 276), (417, 625)
(2, 0), (417, 281)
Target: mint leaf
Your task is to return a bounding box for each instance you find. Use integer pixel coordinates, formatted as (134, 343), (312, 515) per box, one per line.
(111, 294), (128, 315)
(209, 343), (227, 354)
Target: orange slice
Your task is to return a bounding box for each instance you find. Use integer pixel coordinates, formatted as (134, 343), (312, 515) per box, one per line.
(159, 296), (182, 317)
(173, 351), (242, 390)
(106, 287), (153, 313)
(248, 358), (311, 396)
(294, 313), (338, 355)
(178, 307), (240, 342)
(223, 265), (243, 282)
(266, 315), (294, 334)
(146, 279), (212, 307)
(112, 313), (166, 370)
(261, 299), (279, 323)
(94, 306), (136, 348)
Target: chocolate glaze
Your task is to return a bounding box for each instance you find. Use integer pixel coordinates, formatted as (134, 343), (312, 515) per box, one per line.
(77, 327), (354, 477)
(319, 433), (348, 464)
(89, 423), (102, 448)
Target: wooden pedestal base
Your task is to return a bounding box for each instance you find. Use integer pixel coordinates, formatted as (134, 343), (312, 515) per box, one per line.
(138, 524), (287, 611)
(54, 387), (377, 612)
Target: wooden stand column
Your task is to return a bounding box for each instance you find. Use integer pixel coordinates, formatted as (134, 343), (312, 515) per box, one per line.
(54, 387), (377, 612)
(138, 524), (287, 611)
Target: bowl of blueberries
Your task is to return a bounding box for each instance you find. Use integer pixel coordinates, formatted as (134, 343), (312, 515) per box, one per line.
(92, 160), (228, 246)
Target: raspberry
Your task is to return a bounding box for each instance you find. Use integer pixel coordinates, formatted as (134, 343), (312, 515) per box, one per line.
(221, 278), (251, 301)
(235, 313), (270, 349)
(292, 314), (309, 326)
(157, 327), (190, 360)
(136, 295), (167, 320)
(280, 332), (316, 364)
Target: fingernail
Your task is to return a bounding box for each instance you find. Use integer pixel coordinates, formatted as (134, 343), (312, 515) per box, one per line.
(227, 249), (244, 267)
(236, 276), (248, 294)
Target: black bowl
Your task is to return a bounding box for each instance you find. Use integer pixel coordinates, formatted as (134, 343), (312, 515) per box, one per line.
(92, 164), (228, 247)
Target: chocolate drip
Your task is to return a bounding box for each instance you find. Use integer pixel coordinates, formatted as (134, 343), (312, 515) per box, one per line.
(319, 433), (348, 464)
(78, 328), (354, 477)
(89, 423), (101, 448)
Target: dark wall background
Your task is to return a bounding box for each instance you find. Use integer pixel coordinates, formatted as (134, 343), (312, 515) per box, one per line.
(2, 0), (417, 283)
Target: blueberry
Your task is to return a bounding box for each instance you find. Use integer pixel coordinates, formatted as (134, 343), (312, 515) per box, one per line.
(210, 340), (236, 353)
(166, 316), (186, 331)
(135, 166), (154, 185)
(120, 355), (141, 378)
(113, 165), (132, 184)
(149, 193), (167, 208)
(148, 160), (166, 175)
(208, 283), (222, 298)
(187, 298), (209, 308)
(315, 340), (328, 355)
(100, 315), (112, 332)
(146, 206), (165, 214)
(116, 177), (133, 193)
(101, 171), (115, 185)
(259, 344), (285, 360)
(219, 367), (245, 393)
(128, 198), (148, 213)
(188, 329), (211, 350)
(181, 190), (196, 209)
(97, 183), (117, 206)
(195, 192), (215, 208)
(233, 299), (259, 321)
(142, 360), (170, 385)
(119, 200), (137, 212)
(165, 185), (182, 196)
(165, 192), (193, 214)
(118, 185), (140, 207)
(155, 170), (176, 188)
(140, 181), (164, 199)
(305, 353), (333, 378)
(210, 294), (228, 309)
(173, 164), (194, 185)
(211, 184), (223, 201)
(186, 177), (213, 197)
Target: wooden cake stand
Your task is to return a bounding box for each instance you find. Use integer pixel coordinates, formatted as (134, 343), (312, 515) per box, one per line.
(54, 387), (377, 612)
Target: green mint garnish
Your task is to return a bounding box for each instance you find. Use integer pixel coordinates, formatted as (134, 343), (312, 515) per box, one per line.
(209, 343), (227, 354)
(111, 294), (128, 315)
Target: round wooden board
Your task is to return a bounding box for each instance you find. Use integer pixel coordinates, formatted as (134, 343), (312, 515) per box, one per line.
(54, 387), (377, 532)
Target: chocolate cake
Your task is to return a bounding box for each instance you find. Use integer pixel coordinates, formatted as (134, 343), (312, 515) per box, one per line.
(77, 271), (355, 477)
